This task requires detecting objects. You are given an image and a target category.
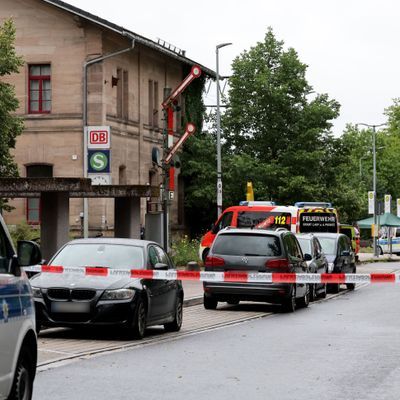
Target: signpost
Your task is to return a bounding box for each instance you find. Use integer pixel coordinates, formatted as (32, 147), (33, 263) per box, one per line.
(384, 194), (391, 214)
(87, 126), (111, 185)
(161, 66), (202, 250)
(368, 191), (375, 214)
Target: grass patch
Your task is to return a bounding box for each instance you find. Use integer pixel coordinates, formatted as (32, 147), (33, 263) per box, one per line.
(7, 222), (40, 248)
(170, 236), (200, 267)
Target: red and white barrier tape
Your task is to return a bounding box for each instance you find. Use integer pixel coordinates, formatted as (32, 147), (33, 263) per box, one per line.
(23, 265), (400, 284)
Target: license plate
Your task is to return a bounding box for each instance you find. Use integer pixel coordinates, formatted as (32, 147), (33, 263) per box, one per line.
(51, 302), (90, 313)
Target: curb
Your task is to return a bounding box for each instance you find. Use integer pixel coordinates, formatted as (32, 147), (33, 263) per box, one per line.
(358, 258), (400, 264)
(183, 296), (203, 308)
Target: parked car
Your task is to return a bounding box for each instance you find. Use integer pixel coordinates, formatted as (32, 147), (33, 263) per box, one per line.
(203, 228), (310, 312)
(295, 233), (328, 300)
(0, 214), (42, 400)
(378, 227), (400, 255)
(30, 238), (184, 339)
(313, 233), (356, 293)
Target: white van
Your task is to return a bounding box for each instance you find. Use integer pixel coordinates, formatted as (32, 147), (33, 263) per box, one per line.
(0, 215), (42, 400)
(377, 228), (400, 255)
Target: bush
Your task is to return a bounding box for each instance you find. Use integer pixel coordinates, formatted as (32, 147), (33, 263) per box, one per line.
(8, 222), (40, 248)
(170, 236), (200, 267)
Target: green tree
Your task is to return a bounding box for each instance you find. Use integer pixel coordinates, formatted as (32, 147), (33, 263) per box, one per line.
(222, 28), (340, 206)
(0, 19), (23, 179)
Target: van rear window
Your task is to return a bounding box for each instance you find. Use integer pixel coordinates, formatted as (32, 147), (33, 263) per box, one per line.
(237, 211), (291, 231)
(212, 234), (281, 256)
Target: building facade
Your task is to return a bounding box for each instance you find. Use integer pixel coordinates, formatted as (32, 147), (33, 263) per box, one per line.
(2, 0), (212, 237)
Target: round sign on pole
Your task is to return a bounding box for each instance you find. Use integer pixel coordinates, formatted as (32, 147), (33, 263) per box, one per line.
(186, 123), (196, 134)
(191, 65), (202, 78)
(88, 150), (110, 173)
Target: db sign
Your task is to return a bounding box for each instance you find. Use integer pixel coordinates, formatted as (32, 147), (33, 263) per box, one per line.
(87, 126), (110, 149)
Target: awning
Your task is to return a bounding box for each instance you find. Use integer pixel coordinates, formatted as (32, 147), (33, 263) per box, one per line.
(357, 213), (400, 228)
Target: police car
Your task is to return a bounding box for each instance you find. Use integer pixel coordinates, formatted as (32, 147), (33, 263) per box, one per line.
(0, 215), (42, 400)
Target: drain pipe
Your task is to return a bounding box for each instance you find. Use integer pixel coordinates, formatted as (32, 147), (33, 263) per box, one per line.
(82, 32), (135, 238)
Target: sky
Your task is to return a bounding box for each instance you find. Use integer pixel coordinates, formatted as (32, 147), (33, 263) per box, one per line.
(67, 0), (400, 136)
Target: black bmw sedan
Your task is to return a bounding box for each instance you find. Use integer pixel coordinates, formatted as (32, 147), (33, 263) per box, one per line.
(30, 238), (184, 339)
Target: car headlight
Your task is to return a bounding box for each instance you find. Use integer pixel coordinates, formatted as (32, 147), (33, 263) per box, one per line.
(328, 263), (334, 273)
(100, 288), (135, 300)
(31, 287), (42, 298)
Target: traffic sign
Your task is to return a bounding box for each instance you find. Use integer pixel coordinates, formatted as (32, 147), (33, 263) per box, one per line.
(87, 126), (111, 149)
(88, 150), (110, 173)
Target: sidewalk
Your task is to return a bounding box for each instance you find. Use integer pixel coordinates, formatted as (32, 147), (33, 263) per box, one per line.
(357, 252), (400, 263)
(182, 280), (203, 307)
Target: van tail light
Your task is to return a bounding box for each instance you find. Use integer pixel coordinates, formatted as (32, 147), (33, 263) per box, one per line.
(205, 256), (225, 267)
(265, 258), (290, 272)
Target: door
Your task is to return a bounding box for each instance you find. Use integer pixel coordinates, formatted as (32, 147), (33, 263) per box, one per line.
(392, 228), (400, 254)
(337, 236), (351, 273)
(313, 238), (326, 289)
(145, 245), (174, 322)
(0, 224), (22, 394)
(154, 246), (177, 316)
(284, 234), (307, 297)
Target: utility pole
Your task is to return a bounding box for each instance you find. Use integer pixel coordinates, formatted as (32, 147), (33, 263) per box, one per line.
(357, 122), (387, 257)
(216, 43), (232, 218)
(162, 88), (172, 251)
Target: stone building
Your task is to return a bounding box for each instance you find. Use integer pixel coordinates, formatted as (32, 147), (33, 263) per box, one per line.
(2, 0), (213, 237)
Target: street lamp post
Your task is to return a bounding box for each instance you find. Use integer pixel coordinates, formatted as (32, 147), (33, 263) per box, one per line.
(357, 122), (387, 257)
(216, 42), (232, 218)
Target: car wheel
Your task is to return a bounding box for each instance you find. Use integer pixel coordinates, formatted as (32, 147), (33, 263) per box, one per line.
(329, 283), (340, 294)
(281, 286), (296, 313)
(203, 294), (218, 310)
(347, 266), (356, 291)
(8, 345), (34, 400)
(318, 283), (327, 299)
(164, 296), (183, 332)
(227, 299), (240, 305)
(129, 297), (146, 339)
(296, 284), (310, 308)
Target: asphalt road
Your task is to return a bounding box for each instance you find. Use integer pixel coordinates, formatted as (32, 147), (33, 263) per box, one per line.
(33, 262), (400, 400)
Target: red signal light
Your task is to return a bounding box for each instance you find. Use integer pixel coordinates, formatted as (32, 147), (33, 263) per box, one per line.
(205, 256), (225, 267)
(265, 258), (290, 272)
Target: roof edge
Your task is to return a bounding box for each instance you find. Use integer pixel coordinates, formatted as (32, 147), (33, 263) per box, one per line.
(41, 0), (216, 78)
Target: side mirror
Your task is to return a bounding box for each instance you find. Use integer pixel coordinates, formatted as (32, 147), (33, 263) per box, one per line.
(9, 255), (21, 277)
(154, 262), (168, 271)
(17, 240), (42, 267)
(304, 253), (312, 261)
(341, 250), (350, 257)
